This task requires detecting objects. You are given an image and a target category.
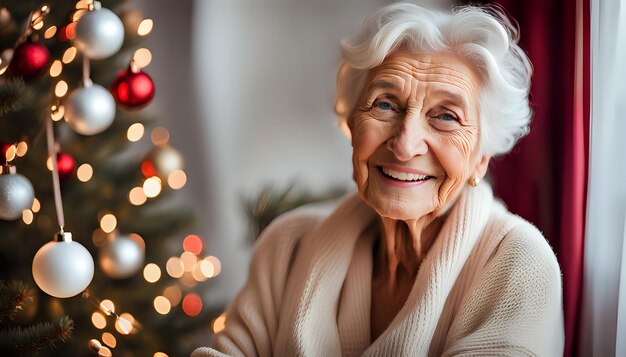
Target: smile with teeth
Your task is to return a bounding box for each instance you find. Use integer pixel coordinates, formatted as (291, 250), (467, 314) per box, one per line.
(379, 166), (433, 182)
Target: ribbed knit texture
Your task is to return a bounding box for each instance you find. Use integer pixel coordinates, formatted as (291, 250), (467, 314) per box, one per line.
(192, 185), (564, 357)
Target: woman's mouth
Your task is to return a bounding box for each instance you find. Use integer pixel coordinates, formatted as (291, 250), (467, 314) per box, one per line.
(378, 166), (433, 181)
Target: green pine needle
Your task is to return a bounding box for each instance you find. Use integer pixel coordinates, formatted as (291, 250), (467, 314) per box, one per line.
(0, 316), (74, 356)
(0, 281), (33, 324)
(0, 77), (35, 116)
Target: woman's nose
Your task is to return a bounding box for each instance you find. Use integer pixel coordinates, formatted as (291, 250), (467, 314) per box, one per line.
(386, 120), (428, 161)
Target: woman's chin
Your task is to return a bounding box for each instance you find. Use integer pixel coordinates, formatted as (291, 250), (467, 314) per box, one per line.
(365, 194), (433, 221)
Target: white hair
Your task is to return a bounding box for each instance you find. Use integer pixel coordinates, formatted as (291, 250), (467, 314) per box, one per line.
(335, 3), (533, 156)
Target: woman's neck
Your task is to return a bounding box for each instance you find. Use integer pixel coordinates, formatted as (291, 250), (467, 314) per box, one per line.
(374, 214), (446, 285)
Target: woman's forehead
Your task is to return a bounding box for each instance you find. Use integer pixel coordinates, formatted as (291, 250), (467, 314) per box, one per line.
(366, 50), (482, 99)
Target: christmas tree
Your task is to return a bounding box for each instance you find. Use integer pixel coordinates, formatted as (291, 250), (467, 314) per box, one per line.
(0, 1), (225, 355)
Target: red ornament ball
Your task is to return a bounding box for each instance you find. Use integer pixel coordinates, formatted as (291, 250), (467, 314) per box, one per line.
(111, 68), (155, 109)
(56, 152), (76, 181)
(8, 41), (50, 78)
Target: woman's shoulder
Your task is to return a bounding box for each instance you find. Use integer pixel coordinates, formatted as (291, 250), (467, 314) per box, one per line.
(487, 202), (562, 285)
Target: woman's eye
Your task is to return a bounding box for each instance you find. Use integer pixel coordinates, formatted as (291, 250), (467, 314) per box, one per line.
(438, 113), (457, 122)
(373, 100), (395, 111)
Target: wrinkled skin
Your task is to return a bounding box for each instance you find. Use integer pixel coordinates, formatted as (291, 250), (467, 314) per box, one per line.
(348, 49), (491, 340)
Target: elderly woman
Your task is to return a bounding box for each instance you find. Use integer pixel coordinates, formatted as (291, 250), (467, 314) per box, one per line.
(194, 3), (564, 356)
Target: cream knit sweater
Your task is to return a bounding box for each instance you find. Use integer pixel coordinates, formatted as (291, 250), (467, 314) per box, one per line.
(193, 184), (564, 356)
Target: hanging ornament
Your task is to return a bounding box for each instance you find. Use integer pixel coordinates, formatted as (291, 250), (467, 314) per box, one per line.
(99, 233), (145, 279)
(0, 165), (34, 221)
(56, 152), (76, 181)
(74, 2), (124, 60)
(142, 144), (183, 179)
(32, 231), (94, 298)
(8, 38), (50, 78)
(64, 84), (116, 135)
(111, 62), (155, 109)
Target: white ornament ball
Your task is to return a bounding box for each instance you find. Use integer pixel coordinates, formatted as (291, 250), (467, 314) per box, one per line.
(32, 240), (94, 298)
(99, 235), (144, 279)
(0, 172), (34, 220)
(64, 84), (116, 135)
(75, 7), (124, 60)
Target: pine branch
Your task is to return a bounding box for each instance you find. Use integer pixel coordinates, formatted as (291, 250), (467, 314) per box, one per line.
(0, 316), (73, 356)
(0, 281), (33, 324)
(0, 77), (34, 116)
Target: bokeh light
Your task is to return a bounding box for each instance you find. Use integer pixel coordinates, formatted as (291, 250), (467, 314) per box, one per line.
(154, 353), (169, 357)
(77, 163), (93, 182)
(100, 299), (115, 316)
(133, 48), (152, 68)
(183, 235), (203, 255)
(102, 332), (116, 348)
(51, 105), (65, 121)
(166, 257), (184, 278)
(151, 127), (170, 146)
(206, 256), (222, 277)
(100, 213), (117, 233)
(143, 263), (161, 283)
(55, 80), (68, 97)
(98, 346), (112, 357)
(115, 316), (133, 335)
(192, 262), (208, 282)
(182, 293), (202, 317)
(163, 285), (182, 306)
(31, 198), (40, 213)
(92, 228), (108, 248)
(50, 59), (62, 77)
(167, 169), (187, 190)
(129, 187), (147, 206)
(91, 312), (106, 329)
(212, 313), (227, 333)
(153, 296), (171, 315)
(127, 123), (145, 142)
(88, 339), (102, 352)
(199, 258), (215, 279)
(22, 209), (33, 225)
(3, 144), (16, 162)
(62, 46), (77, 63)
(16, 141), (28, 157)
(143, 177), (162, 198)
(180, 251), (197, 272)
(137, 19), (153, 36)
(44, 25), (57, 39)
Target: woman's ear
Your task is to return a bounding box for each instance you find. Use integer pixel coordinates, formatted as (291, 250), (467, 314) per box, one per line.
(474, 153), (491, 179)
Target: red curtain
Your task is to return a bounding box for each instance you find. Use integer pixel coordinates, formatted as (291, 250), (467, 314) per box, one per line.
(486, 0), (590, 356)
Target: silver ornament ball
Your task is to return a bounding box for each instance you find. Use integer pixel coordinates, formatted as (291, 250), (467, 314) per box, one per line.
(32, 236), (94, 298)
(64, 84), (116, 136)
(0, 171), (34, 221)
(75, 7), (124, 60)
(99, 235), (144, 279)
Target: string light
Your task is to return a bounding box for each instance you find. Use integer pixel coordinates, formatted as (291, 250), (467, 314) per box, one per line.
(137, 19), (153, 36)
(183, 235), (203, 255)
(143, 263), (161, 283)
(165, 257), (184, 278)
(101, 332), (116, 348)
(133, 48), (152, 68)
(50, 60), (62, 77)
(212, 313), (227, 333)
(129, 187), (147, 205)
(62, 47), (77, 64)
(143, 177), (162, 198)
(51, 105), (65, 121)
(91, 312), (107, 329)
(4, 144), (16, 162)
(22, 209), (34, 225)
(77, 163), (93, 182)
(100, 214), (117, 233)
(55, 80), (68, 97)
(167, 169), (187, 189)
(115, 316), (133, 335)
(151, 127), (170, 146)
(44, 26), (57, 39)
(16, 141), (28, 157)
(153, 296), (171, 315)
(31, 198), (40, 213)
(127, 123), (145, 142)
(182, 293), (202, 317)
(99, 300), (115, 316)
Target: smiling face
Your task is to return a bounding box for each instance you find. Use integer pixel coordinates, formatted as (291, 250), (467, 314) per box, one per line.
(350, 49), (490, 222)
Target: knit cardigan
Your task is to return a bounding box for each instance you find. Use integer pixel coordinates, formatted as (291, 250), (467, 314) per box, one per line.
(192, 184), (564, 356)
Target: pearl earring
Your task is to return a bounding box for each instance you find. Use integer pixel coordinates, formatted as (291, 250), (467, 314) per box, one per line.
(470, 177), (480, 187)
